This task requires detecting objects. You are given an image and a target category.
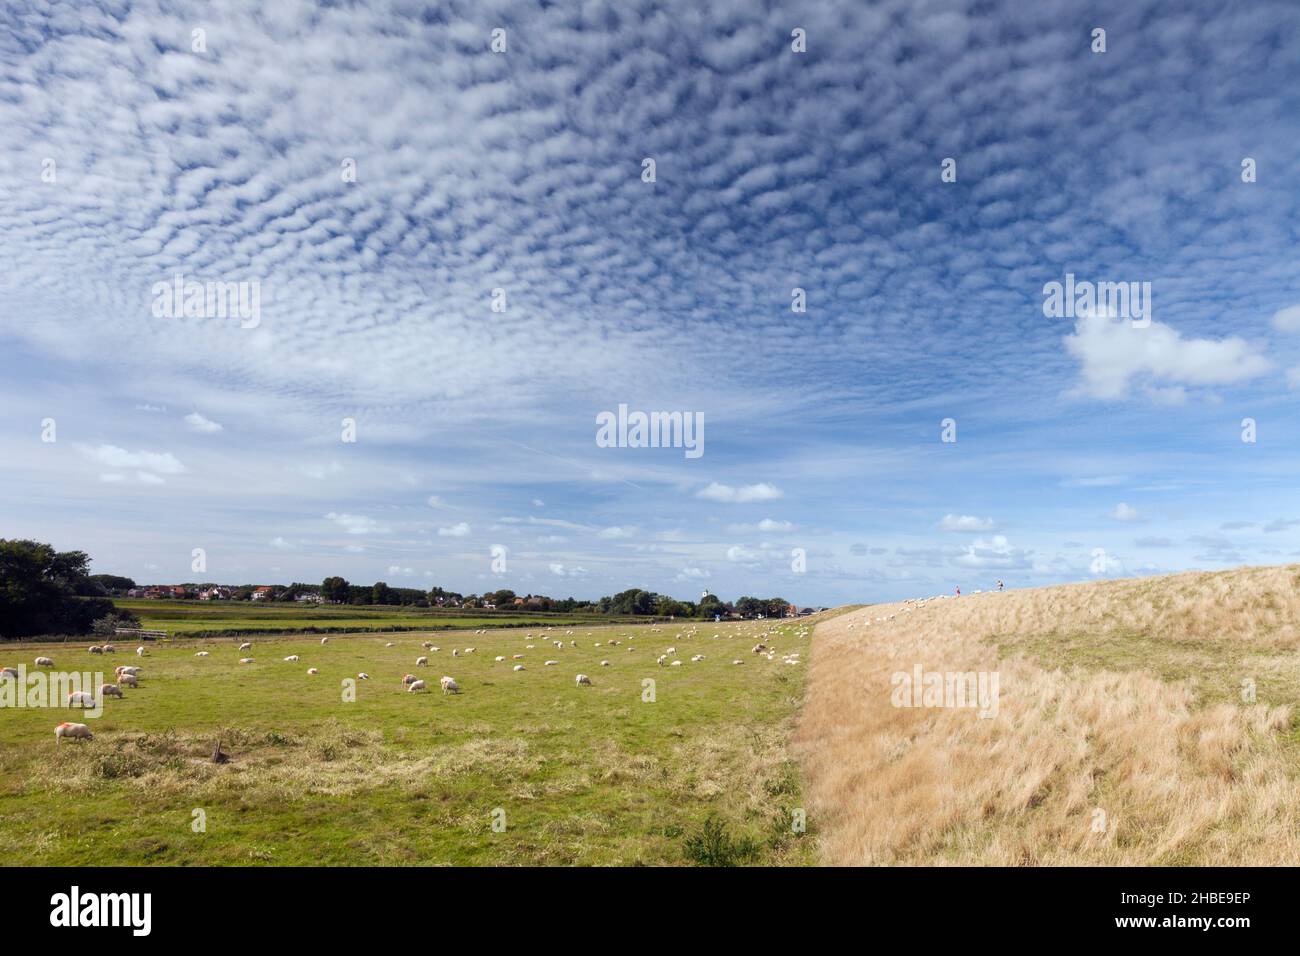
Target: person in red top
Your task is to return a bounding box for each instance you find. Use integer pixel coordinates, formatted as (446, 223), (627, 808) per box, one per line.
(955, 586), (961, 597)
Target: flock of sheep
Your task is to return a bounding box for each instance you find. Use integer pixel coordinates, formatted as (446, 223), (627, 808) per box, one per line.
(12, 620), (811, 747)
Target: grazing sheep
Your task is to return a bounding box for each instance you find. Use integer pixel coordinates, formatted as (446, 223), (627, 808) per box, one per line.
(512, 654), (524, 660)
(55, 722), (93, 743)
(656, 655), (667, 666)
(116, 665), (141, 677)
(751, 644), (767, 655)
(575, 674), (592, 686)
(118, 673), (138, 688)
(464, 647), (476, 654)
(35, 657), (54, 667)
(691, 655), (704, 662)
(385, 642), (396, 648)
(665, 646), (676, 655)
(422, 642), (434, 649)
(544, 660), (559, 666)
(494, 656), (505, 662)
(358, 673), (370, 680)
(320, 637), (329, 645)
(525, 644), (536, 649)
(194, 651), (210, 657)
(239, 642), (252, 651)
(416, 656), (428, 667)
(102, 644), (116, 653)
(67, 691), (95, 708)
(307, 668), (319, 675)
(732, 660), (744, 665)
(452, 649), (460, 657)
(670, 660), (682, 667)
(401, 673), (418, 685)
(284, 655), (300, 662)
(88, 645), (103, 655)
(239, 657), (254, 664)
(99, 683), (124, 699)
(0, 666), (17, 678)
(407, 679), (427, 693)
(136, 646), (145, 657)
(428, 646), (439, 653)
(600, 660), (610, 667)
(440, 676), (460, 695)
(513, 664), (525, 671)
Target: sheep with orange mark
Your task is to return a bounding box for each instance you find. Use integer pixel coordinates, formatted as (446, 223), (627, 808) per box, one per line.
(55, 722), (93, 743)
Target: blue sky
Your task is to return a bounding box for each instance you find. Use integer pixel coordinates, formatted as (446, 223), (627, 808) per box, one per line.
(2, 0), (1300, 605)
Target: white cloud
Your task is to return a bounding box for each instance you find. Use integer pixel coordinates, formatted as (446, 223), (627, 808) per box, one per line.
(1108, 502), (1141, 522)
(676, 567), (711, 579)
(426, 495), (444, 507)
(549, 563), (587, 577)
(1271, 304), (1300, 333)
(386, 565), (415, 576)
(438, 522), (471, 537)
(598, 526), (637, 539)
(81, 444), (186, 477)
(184, 411), (224, 434)
(726, 545), (759, 562)
(696, 482), (783, 503)
(269, 536), (294, 550)
(1065, 313), (1271, 400)
(938, 514), (995, 532)
(727, 518), (794, 533)
(326, 512), (391, 535)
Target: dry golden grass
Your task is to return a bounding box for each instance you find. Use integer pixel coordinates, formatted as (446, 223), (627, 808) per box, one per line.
(794, 565), (1300, 865)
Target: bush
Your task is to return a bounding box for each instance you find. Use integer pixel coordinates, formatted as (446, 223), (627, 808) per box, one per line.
(682, 815), (759, 867)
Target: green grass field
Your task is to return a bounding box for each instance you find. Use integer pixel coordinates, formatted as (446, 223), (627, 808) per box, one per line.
(108, 599), (654, 637)
(0, 618), (816, 866)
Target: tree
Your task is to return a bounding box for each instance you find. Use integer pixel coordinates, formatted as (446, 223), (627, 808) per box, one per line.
(734, 596), (765, 619)
(697, 593), (725, 619)
(371, 581), (399, 605)
(89, 574), (136, 595)
(0, 539), (114, 638)
(321, 576), (350, 604)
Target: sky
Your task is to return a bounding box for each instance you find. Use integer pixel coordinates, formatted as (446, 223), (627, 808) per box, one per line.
(2, 0), (1300, 606)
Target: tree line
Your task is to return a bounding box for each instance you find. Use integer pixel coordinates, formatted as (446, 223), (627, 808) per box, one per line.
(1, 538), (801, 639)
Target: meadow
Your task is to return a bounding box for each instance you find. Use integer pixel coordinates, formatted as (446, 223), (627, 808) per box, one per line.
(107, 599), (653, 638)
(0, 617), (818, 866)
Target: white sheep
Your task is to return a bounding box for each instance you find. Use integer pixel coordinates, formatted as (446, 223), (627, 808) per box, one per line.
(0, 666), (17, 678)
(35, 656), (54, 667)
(88, 645), (103, 654)
(136, 646), (145, 657)
(102, 644), (116, 653)
(464, 647), (476, 654)
(284, 655), (300, 662)
(691, 655), (704, 662)
(55, 722), (93, 743)
(494, 656), (505, 662)
(665, 646), (676, 655)
(575, 674), (592, 686)
(732, 660), (744, 665)
(512, 654), (524, 659)
(752, 644), (766, 655)
(407, 679), (427, 693)
(670, 660), (682, 667)
(194, 651), (210, 657)
(320, 637), (329, 645)
(513, 664), (525, 671)
(307, 667), (319, 675)
(100, 683), (124, 699)
(422, 642), (435, 649)
(416, 656), (428, 667)
(385, 642), (396, 647)
(440, 676), (460, 695)
(600, 660), (610, 666)
(118, 673), (138, 688)
(401, 673), (418, 685)
(452, 649), (460, 657)
(544, 660), (559, 666)
(358, 673), (370, 680)
(116, 665), (141, 677)
(428, 646), (440, 652)
(239, 642), (252, 651)
(239, 657), (255, 664)
(67, 691), (96, 707)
